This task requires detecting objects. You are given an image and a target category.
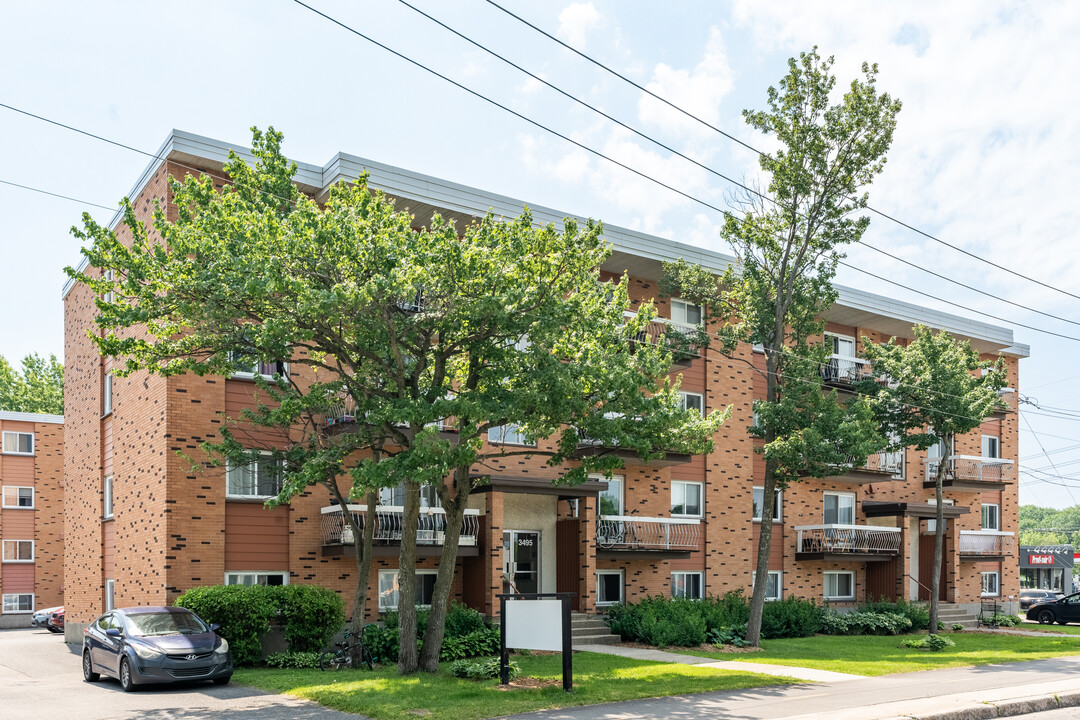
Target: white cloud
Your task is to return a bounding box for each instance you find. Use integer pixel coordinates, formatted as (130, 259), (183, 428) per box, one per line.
(557, 2), (603, 49)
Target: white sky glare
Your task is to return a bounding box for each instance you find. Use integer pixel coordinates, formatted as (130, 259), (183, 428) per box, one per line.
(1, 0), (1078, 507)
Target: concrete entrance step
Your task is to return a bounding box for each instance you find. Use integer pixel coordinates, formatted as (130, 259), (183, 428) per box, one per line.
(571, 633), (620, 646)
(570, 613), (619, 645)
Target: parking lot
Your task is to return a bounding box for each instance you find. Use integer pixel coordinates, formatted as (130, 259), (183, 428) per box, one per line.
(0, 627), (356, 720)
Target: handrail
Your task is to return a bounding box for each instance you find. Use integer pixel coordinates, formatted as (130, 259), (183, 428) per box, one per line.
(958, 530), (1014, 537)
(321, 505), (480, 546)
(795, 524), (902, 554)
(795, 523), (900, 532)
(320, 504), (480, 516)
(596, 515), (700, 550)
(903, 573), (935, 597)
(599, 514), (700, 525)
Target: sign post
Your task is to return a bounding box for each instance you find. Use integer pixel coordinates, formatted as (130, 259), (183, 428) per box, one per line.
(498, 591), (574, 692)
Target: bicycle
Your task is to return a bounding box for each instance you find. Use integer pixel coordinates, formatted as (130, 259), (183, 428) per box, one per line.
(319, 628), (376, 671)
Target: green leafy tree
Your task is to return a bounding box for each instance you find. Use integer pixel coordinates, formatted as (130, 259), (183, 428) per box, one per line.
(859, 325), (1006, 632)
(661, 49), (901, 646)
(0, 353), (64, 414)
(66, 128), (725, 675)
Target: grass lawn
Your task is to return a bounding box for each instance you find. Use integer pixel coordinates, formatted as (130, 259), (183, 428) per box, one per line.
(234, 652), (795, 720)
(680, 632), (1080, 676)
(1014, 621), (1080, 635)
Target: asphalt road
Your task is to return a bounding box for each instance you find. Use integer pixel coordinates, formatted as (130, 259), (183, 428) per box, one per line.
(0, 627), (358, 720)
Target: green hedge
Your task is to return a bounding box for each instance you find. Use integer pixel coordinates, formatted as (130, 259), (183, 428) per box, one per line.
(175, 583), (345, 666)
(365, 603), (501, 663)
(859, 598), (930, 631)
(821, 610), (911, 635)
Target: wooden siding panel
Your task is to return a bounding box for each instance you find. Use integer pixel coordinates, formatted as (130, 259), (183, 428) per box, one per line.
(1, 456), (35, 485)
(102, 521), (115, 575)
(224, 502), (289, 571)
(1, 563), (35, 593)
(3, 511), (35, 537)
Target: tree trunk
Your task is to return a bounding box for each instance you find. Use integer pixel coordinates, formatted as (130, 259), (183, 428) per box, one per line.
(929, 444), (949, 635)
(347, 488), (378, 666)
(397, 479), (422, 674)
(747, 458), (778, 647)
(418, 480), (469, 672)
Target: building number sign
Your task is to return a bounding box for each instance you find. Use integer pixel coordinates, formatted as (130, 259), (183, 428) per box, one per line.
(518, 538), (534, 547)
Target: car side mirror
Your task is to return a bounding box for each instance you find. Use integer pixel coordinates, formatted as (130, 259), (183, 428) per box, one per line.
(105, 628), (122, 637)
(209, 623), (221, 633)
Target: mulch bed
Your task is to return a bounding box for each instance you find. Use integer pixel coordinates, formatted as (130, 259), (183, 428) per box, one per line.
(496, 677), (561, 690)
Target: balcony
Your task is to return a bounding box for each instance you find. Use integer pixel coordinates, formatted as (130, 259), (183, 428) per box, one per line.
(795, 524), (902, 562)
(820, 354), (873, 388)
(596, 515), (700, 559)
(958, 530), (1015, 559)
(625, 311), (700, 367)
(320, 504), (480, 557)
(573, 436), (692, 468)
(825, 451), (905, 483)
(924, 455), (1015, 491)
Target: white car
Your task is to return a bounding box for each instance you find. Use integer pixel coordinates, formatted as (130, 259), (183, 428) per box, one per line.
(31, 606), (62, 628)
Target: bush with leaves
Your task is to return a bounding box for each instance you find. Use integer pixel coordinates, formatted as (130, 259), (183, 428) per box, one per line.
(367, 605), (501, 663)
(265, 650), (323, 669)
(900, 634), (955, 651)
(952, 624), (965, 632)
(982, 613), (1020, 628)
(760, 597), (823, 639)
(273, 584), (346, 652)
(175, 585), (277, 666)
(707, 623), (749, 647)
(859, 598), (930, 631)
(450, 657), (519, 680)
(821, 610), (911, 636)
(603, 596), (708, 647)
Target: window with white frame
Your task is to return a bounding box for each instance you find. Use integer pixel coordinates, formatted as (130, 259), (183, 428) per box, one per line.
(679, 391), (704, 417)
(981, 571), (1000, 597)
(488, 424), (536, 447)
(378, 569), (438, 610)
(671, 480), (703, 517)
(824, 491), (855, 525)
(982, 435), (1000, 459)
(594, 474), (624, 517)
(928, 436), (949, 460)
(1, 431), (33, 455)
(981, 503), (1001, 531)
(225, 571), (289, 586)
(103, 475), (113, 519)
(103, 373), (113, 416)
(378, 482), (439, 508)
(824, 571), (854, 600)
(596, 569), (624, 605)
(825, 332), (857, 358)
(2, 593), (33, 613)
(754, 571), (783, 601)
(226, 453), (284, 498)
(103, 268), (114, 303)
(926, 497), (954, 532)
(671, 571), (703, 600)
(669, 299), (702, 327)
(2, 540), (34, 562)
(752, 487), (782, 522)
(1, 486), (33, 509)
(105, 579), (115, 612)
(229, 346), (287, 380)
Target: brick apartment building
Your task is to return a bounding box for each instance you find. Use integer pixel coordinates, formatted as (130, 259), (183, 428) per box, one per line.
(0, 410), (64, 627)
(61, 130), (1027, 638)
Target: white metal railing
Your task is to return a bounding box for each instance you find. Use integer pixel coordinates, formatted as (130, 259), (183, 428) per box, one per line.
(326, 394), (356, 427)
(925, 455), (1016, 484)
(837, 451), (905, 477)
(795, 524), (902, 555)
(959, 530), (1015, 555)
(596, 515), (700, 550)
(820, 354), (872, 384)
(320, 505), (480, 547)
(623, 311), (701, 360)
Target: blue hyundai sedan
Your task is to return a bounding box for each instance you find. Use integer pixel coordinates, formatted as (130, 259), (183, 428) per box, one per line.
(82, 606), (232, 691)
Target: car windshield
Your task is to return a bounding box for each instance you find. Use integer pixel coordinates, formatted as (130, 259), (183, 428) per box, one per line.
(125, 611), (209, 637)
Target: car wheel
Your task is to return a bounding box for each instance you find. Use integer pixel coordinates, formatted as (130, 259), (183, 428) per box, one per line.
(119, 658), (136, 692)
(213, 675), (231, 686)
(1037, 609), (1056, 625)
(82, 651), (100, 682)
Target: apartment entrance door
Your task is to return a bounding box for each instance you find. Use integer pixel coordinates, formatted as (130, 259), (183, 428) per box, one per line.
(503, 530), (541, 595)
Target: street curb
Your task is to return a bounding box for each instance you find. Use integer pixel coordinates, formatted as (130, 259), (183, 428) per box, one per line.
(893, 688), (1080, 719)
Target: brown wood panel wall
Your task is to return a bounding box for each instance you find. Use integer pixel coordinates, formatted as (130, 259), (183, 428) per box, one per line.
(224, 502), (289, 571)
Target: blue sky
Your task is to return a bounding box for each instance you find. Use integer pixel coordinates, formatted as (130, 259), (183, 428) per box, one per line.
(2, 1), (1079, 507)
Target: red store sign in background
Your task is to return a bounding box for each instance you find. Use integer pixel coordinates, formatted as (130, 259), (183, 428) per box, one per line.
(1029, 555), (1056, 565)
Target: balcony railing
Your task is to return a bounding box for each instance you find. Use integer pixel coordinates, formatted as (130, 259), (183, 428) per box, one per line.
(925, 455), (1015, 485)
(596, 515), (700, 550)
(958, 530), (1015, 556)
(836, 450), (905, 478)
(326, 394), (357, 427)
(320, 504), (480, 547)
(820, 354), (872, 385)
(795, 524), (902, 555)
(624, 311), (701, 363)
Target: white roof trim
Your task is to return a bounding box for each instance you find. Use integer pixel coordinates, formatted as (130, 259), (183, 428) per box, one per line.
(60, 129), (1026, 357)
(0, 411), (63, 424)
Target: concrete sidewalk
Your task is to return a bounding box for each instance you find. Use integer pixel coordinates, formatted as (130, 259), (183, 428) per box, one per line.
(513, 654), (1080, 720)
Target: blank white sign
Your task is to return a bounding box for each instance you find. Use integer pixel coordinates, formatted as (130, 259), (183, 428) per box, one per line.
(504, 599), (563, 651)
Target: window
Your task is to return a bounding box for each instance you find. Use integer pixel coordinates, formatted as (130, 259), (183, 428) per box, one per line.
(1, 431), (33, 455)
(103, 373), (113, 416)
(671, 480), (703, 517)
(824, 571), (854, 600)
(981, 571), (1000, 597)
(103, 268), (114, 303)
(378, 483), (439, 508)
(226, 571), (289, 586)
(103, 475), (113, 519)
(928, 436), (948, 460)
(926, 497), (954, 532)
(825, 333), (856, 358)
(229, 348), (287, 380)
(679, 391), (704, 417)
(671, 572), (703, 600)
(105, 579), (115, 612)
(752, 487), (782, 522)
(489, 424), (535, 447)
(670, 299), (701, 327)
(824, 491), (855, 525)
(1, 594), (33, 613)
(981, 503), (1001, 531)
(596, 569), (624, 605)
(378, 569), (438, 610)
(226, 453), (284, 499)
(2, 540), (34, 562)
(1, 486), (33, 509)
(982, 435), (1000, 459)
(754, 571), (783, 601)
(595, 474), (624, 517)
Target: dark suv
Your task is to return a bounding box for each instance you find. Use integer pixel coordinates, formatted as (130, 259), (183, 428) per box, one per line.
(1020, 589), (1064, 611)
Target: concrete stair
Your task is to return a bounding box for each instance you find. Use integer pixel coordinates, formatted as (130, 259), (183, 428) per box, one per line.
(570, 613), (620, 646)
(937, 603), (981, 629)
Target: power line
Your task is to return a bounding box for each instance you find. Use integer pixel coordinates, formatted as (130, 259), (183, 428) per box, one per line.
(0, 178), (116, 211)
(481, 0), (1080, 306)
(1024, 413), (1079, 504)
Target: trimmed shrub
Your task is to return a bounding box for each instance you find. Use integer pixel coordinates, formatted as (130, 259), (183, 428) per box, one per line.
(900, 633), (955, 651)
(450, 657), (518, 680)
(859, 598), (930, 631)
(272, 585), (345, 652)
(760, 597), (823, 639)
(265, 650), (323, 669)
(821, 610), (911, 636)
(444, 603), (487, 638)
(365, 607), (500, 663)
(176, 585), (277, 666)
(604, 596), (707, 647)
(707, 623), (749, 647)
